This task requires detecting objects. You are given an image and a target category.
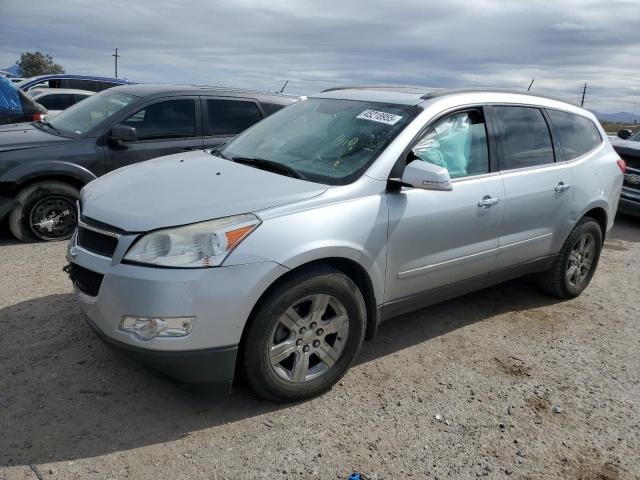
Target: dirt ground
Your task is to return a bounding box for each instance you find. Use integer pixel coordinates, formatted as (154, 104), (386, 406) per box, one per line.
(1, 216), (639, 480)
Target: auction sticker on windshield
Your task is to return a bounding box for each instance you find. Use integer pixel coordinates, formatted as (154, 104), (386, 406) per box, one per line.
(357, 109), (403, 125)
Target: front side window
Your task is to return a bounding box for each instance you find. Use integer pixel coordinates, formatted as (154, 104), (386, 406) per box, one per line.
(628, 129), (640, 142)
(221, 98), (420, 185)
(123, 99), (196, 140)
(493, 106), (554, 170)
(547, 110), (602, 160)
(205, 99), (262, 135)
(47, 90), (137, 136)
(411, 110), (489, 178)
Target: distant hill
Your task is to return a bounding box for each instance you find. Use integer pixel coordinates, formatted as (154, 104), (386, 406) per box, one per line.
(592, 110), (639, 123)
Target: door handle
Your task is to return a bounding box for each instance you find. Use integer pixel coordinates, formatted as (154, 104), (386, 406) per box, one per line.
(181, 147), (198, 152)
(555, 182), (571, 193)
(478, 196), (500, 208)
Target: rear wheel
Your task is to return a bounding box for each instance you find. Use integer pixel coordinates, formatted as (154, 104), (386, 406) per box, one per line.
(9, 181), (79, 242)
(538, 217), (603, 298)
(242, 266), (366, 403)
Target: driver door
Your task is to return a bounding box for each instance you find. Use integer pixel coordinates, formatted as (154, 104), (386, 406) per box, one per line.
(385, 107), (504, 308)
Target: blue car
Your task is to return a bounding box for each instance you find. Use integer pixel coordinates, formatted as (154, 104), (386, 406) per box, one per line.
(17, 74), (134, 93)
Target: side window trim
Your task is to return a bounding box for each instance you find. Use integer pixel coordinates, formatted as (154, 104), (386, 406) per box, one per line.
(541, 108), (565, 163)
(117, 96), (201, 143)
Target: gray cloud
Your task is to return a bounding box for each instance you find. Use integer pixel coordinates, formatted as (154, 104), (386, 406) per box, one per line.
(0, 0), (638, 112)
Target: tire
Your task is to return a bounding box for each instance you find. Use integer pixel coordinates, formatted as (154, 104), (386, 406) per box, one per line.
(537, 217), (603, 299)
(242, 265), (366, 403)
(8, 180), (80, 242)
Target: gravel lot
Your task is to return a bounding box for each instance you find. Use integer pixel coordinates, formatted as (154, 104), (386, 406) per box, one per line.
(1, 216), (639, 480)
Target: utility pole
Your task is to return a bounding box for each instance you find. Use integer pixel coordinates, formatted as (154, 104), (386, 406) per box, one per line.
(580, 82), (587, 107)
(112, 48), (120, 78)
(527, 77), (535, 92)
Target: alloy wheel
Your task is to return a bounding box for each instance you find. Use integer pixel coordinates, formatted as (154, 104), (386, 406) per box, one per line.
(269, 294), (349, 383)
(566, 232), (595, 288)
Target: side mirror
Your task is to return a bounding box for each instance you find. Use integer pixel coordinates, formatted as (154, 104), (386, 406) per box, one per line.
(400, 160), (452, 191)
(617, 129), (632, 140)
(110, 124), (137, 143)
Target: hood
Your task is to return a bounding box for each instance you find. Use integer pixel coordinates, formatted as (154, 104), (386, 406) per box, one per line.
(0, 123), (71, 153)
(81, 151), (329, 231)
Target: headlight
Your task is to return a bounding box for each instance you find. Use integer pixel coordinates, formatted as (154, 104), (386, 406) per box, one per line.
(124, 214), (260, 267)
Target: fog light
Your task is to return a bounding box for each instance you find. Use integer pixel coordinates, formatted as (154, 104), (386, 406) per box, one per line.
(119, 316), (195, 340)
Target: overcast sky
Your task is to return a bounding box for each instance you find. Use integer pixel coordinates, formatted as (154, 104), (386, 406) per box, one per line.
(1, 0), (639, 113)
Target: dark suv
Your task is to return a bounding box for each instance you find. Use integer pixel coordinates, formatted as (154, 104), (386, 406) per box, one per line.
(0, 84), (297, 241)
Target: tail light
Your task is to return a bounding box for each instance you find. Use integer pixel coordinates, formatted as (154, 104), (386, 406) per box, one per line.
(617, 158), (626, 173)
(32, 112), (44, 121)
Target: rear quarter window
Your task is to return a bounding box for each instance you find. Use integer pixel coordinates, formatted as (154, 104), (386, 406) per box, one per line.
(546, 109), (602, 161)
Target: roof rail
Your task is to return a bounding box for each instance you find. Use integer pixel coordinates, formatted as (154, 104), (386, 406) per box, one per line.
(191, 84), (296, 97)
(419, 87), (579, 105)
(320, 85), (578, 106)
(321, 84), (438, 94)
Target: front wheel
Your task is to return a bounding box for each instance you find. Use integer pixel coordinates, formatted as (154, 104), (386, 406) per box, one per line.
(242, 266), (366, 403)
(538, 217), (603, 298)
(8, 180), (79, 242)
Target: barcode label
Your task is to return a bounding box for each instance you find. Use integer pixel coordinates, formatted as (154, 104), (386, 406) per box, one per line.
(356, 109), (403, 125)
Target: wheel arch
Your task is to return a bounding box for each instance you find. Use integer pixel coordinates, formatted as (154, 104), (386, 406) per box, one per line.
(582, 206), (608, 239)
(237, 256), (380, 376)
(0, 161), (96, 198)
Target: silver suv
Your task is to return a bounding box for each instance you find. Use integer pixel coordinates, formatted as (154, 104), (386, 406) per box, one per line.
(68, 86), (624, 402)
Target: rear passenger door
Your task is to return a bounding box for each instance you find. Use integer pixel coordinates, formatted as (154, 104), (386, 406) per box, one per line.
(104, 97), (203, 171)
(201, 97), (263, 149)
(491, 105), (573, 269)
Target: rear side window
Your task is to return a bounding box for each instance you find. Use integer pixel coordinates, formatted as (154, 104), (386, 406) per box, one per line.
(205, 99), (262, 135)
(493, 106), (555, 170)
(546, 110), (602, 160)
(66, 79), (101, 91)
(98, 81), (118, 91)
(37, 94), (74, 110)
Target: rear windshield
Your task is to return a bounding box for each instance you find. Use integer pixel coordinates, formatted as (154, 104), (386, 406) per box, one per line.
(221, 98), (420, 185)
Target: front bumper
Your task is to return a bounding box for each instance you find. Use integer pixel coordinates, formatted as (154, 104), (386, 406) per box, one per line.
(619, 187), (640, 217)
(85, 313), (238, 383)
(69, 233), (289, 383)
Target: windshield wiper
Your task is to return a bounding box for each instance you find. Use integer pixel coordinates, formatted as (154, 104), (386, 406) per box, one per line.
(230, 156), (307, 180)
(36, 120), (62, 135)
